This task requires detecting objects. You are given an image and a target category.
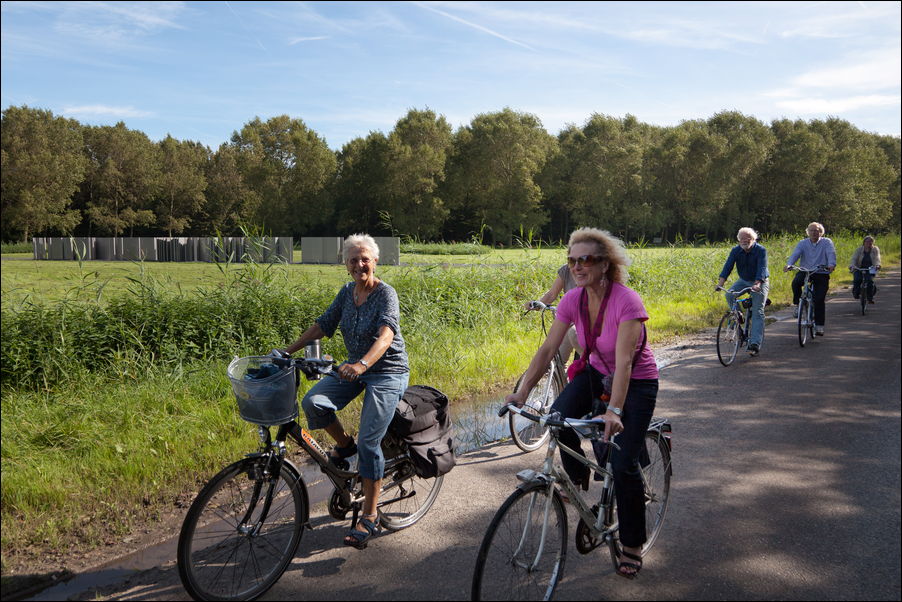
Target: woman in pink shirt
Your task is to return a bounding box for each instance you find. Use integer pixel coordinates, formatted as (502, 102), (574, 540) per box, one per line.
(506, 227), (658, 579)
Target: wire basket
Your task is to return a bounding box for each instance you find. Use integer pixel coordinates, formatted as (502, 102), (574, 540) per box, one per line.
(228, 356), (298, 425)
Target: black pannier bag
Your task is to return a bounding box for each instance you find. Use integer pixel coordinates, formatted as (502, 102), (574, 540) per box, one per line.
(389, 385), (456, 478)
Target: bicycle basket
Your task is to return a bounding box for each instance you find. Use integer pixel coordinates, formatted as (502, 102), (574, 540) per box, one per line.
(227, 356), (298, 425)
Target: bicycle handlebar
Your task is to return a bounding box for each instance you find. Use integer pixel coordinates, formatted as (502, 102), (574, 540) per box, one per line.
(788, 264), (829, 273)
(499, 403), (603, 428)
(715, 285), (755, 295)
(524, 300), (557, 315)
(271, 356), (335, 380)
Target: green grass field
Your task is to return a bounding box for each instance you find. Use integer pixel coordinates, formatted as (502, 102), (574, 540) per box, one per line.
(1, 233), (899, 570)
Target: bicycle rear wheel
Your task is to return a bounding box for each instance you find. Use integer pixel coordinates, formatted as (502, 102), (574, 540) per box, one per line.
(716, 311), (741, 366)
(509, 363), (562, 451)
(797, 298), (811, 346)
(608, 431), (672, 568)
(378, 456), (444, 531)
(472, 483), (567, 601)
(177, 457), (305, 601)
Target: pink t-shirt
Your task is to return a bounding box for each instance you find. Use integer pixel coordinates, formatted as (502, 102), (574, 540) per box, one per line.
(556, 282), (658, 380)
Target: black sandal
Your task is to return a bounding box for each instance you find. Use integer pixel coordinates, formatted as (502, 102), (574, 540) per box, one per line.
(344, 514), (380, 549)
(329, 437), (357, 470)
(617, 550), (643, 579)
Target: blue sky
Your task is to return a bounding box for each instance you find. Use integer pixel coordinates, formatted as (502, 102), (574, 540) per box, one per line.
(2, 1), (900, 151)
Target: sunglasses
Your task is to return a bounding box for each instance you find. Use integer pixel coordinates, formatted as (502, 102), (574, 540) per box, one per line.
(567, 254), (605, 268)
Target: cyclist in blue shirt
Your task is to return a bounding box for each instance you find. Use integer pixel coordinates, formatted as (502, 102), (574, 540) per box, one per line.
(716, 227), (769, 355)
(784, 222), (836, 336)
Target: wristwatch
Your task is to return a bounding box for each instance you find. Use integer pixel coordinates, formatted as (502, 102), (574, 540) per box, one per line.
(359, 359), (370, 370)
(607, 406), (623, 417)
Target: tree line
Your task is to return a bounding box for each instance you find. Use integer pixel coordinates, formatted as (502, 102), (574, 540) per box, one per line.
(2, 105), (899, 245)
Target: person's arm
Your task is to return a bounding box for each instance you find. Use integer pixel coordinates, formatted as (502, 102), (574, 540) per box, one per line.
(753, 246), (768, 292)
(849, 247), (860, 271)
(826, 239), (837, 273)
(717, 248), (737, 288)
(525, 276), (566, 310)
(340, 326), (394, 380)
(600, 318), (644, 441)
(784, 241), (803, 271)
(506, 319), (570, 407)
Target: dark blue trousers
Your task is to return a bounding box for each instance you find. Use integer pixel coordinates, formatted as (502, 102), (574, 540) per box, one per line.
(551, 366), (658, 548)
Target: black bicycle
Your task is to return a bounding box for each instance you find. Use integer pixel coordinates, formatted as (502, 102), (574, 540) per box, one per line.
(177, 356), (443, 601)
(789, 265), (827, 347)
(714, 285), (769, 365)
(852, 266), (879, 315)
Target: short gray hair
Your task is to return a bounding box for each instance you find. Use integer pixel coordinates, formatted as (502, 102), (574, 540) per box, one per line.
(343, 233), (379, 260)
(807, 222), (825, 235)
(737, 227), (758, 241)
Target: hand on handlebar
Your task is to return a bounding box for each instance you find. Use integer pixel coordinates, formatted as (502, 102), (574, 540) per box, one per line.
(268, 348), (290, 359)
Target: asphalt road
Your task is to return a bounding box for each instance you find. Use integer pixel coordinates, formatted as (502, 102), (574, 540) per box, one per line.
(60, 269), (901, 601)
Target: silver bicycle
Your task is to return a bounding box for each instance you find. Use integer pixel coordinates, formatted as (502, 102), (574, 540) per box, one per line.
(472, 404), (672, 601)
(509, 301), (567, 452)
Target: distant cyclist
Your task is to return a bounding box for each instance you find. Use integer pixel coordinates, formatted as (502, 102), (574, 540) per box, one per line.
(716, 227), (769, 356)
(784, 222), (836, 336)
(849, 235), (882, 304)
(524, 264), (582, 363)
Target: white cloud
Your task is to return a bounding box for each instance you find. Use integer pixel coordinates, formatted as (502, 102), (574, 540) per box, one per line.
(288, 36), (329, 45)
(61, 105), (154, 118)
(412, 1), (534, 50)
(775, 94), (901, 114)
(792, 47), (902, 90)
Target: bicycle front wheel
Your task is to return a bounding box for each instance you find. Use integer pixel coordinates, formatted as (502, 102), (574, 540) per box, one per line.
(472, 484), (568, 601)
(608, 431), (672, 568)
(177, 457), (305, 601)
(378, 459), (444, 531)
(797, 298), (810, 346)
(861, 285), (868, 315)
(509, 364), (562, 452)
(716, 311), (741, 366)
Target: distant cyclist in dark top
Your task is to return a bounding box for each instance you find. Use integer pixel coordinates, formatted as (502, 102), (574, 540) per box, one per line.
(784, 222), (836, 336)
(849, 235), (882, 304)
(716, 227), (769, 356)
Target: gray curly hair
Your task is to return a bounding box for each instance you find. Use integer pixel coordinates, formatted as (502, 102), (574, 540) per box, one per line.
(343, 233), (380, 261)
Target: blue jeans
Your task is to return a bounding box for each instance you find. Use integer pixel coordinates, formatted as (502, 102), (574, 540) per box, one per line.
(550, 366), (658, 548)
(725, 278), (769, 347)
(301, 370), (409, 480)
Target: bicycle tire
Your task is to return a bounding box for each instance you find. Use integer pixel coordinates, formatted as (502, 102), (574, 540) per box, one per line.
(607, 431), (672, 569)
(472, 483), (568, 601)
(177, 457), (305, 601)
(861, 283), (868, 315)
(509, 364), (562, 452)
(716, 311), (741, 366)
(378, 459), (444, 531)
(797, 298), (810, 346)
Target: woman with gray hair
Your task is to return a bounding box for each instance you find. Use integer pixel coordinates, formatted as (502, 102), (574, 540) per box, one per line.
(848, 235), (882, 304)
(716, 227), (769, 355)
(281, 233), (409, 549)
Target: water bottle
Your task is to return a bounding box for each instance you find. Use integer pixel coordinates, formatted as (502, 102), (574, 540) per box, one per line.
(304, 339), (322, 360)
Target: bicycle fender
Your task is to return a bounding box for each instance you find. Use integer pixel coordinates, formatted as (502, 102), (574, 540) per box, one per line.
(279, 459), (312, 529)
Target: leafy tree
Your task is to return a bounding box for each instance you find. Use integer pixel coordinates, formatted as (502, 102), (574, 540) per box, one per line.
(754, 119), (829, 234)
(156, 135), (209, 236)
(198, 143), (261, 235)
(331, 133), (391, 234)
(81, 123), (160, 236)
(443, 108), (557, 245)
(1, 106), (86, 241)
(382, 109), (453, 239)
(230, 116), (336, 237)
